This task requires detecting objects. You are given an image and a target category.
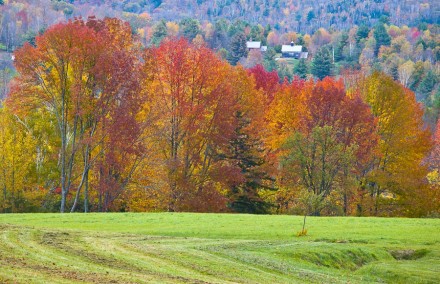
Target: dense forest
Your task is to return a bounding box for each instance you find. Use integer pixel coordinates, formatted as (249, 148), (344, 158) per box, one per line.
(0, 17), (439, 217)
(0, 2), (439, 216)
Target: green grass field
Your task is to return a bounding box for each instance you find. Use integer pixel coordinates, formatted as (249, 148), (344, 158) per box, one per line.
(0, 213), (439, 283)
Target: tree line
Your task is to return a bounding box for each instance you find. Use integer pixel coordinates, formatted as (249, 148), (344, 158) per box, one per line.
(2, 1), (439, 120)
(0, 17), (439, 217)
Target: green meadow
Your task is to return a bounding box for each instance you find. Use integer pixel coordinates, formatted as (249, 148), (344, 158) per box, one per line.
(0, 213), (439, 283)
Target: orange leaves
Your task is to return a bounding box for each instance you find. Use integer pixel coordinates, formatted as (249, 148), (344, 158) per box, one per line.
(266, 78), (307, 150)
(140, 37), (239, 211)
(268, 77), (378, 167)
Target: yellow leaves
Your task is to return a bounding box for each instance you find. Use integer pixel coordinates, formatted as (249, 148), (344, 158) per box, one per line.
(166, 22), (179, 37)
(360, 72), (432, 214)
(427, 170), (440, 186)
(0, 107), (39, 212)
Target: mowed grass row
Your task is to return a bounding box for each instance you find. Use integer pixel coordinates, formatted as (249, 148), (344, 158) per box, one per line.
(0, 213), (439, 283)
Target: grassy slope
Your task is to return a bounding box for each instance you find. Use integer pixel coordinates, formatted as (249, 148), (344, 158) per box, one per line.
(0, 213), (439, 284)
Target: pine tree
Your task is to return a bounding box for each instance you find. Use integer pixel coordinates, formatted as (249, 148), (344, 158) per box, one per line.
(334, 33), (348, 62)
(373, 24), (391, 56)
(226, 112), (273, 214)
(417, 70), (438, 100)
(228, 32), (248, 65)
(356, 25), (369, 43)
(294, 58), (308, 79)
(311, 45), (333, 80)
(263, 47), (277, 72)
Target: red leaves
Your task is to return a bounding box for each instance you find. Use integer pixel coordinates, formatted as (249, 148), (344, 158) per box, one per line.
(247, 64), (280, 104)
(301, 77), (378, 166)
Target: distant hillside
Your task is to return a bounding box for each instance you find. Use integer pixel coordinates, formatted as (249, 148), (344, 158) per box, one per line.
(145, 0), (439, 33)
(2, 1), (438, 35)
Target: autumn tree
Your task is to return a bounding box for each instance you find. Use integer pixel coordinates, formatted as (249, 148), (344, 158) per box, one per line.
(141, 38), (237, 212)
(9, 19), (103, 212)
(82, 18), (145, 213)
(282, 78), (378, 215)
(0, 107), (37, 212)
(360, 72), (432, 216)
(247, 64), (280, 103)
(8, 18), (144, 213)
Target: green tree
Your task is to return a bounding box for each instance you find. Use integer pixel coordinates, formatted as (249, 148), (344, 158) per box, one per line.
(228, 32), (248, 65)
(356, 25), (369, 43)
(226, 112), (272, 214)
(179, 18), (201, 41)
(294, 59), (308, 80)
(417, 70), (438, 100)
(283, 126), (356, 215)
(334, 33), (348, 62)
(263, 47), (277, 72)
(373, 24), (391, 56)
(151, 20), (167, 46)
(311, 45), (333, 79)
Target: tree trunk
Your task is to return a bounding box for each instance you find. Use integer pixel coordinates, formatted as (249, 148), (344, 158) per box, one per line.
(302, 214), (307, 232)
(84, 172), (89, 213)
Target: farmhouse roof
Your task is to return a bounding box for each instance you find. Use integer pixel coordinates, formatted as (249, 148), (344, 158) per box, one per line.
(246, 41), (261, 49)
(281, 45), (302, 53)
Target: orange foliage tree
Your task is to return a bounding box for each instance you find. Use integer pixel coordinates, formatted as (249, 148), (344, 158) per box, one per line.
(140, 38), (239, 212)
(280, 78), (378, 215)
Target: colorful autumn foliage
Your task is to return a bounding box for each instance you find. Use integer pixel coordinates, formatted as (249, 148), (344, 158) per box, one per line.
(1, 18), (439, 216)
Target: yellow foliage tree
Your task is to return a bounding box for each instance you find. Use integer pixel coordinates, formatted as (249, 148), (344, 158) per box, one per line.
(360, 72), (432, 216)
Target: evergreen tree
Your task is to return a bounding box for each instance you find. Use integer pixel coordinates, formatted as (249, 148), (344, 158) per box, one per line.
(263, 47), (277, 71)
(390, 63), (399, 81)
(334, 33), (348, 62)
(226, 112), (273, 214)
(210, 19), (229, 49)
(417, 70), (438, 100)
(373, 24), (391, 56)
(311, 45), (333, 80)
(228, 32), (248, 65)
(294, 58), (308, 79)
(151, 20), (167, 46)
(356, 25), (369, 43)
